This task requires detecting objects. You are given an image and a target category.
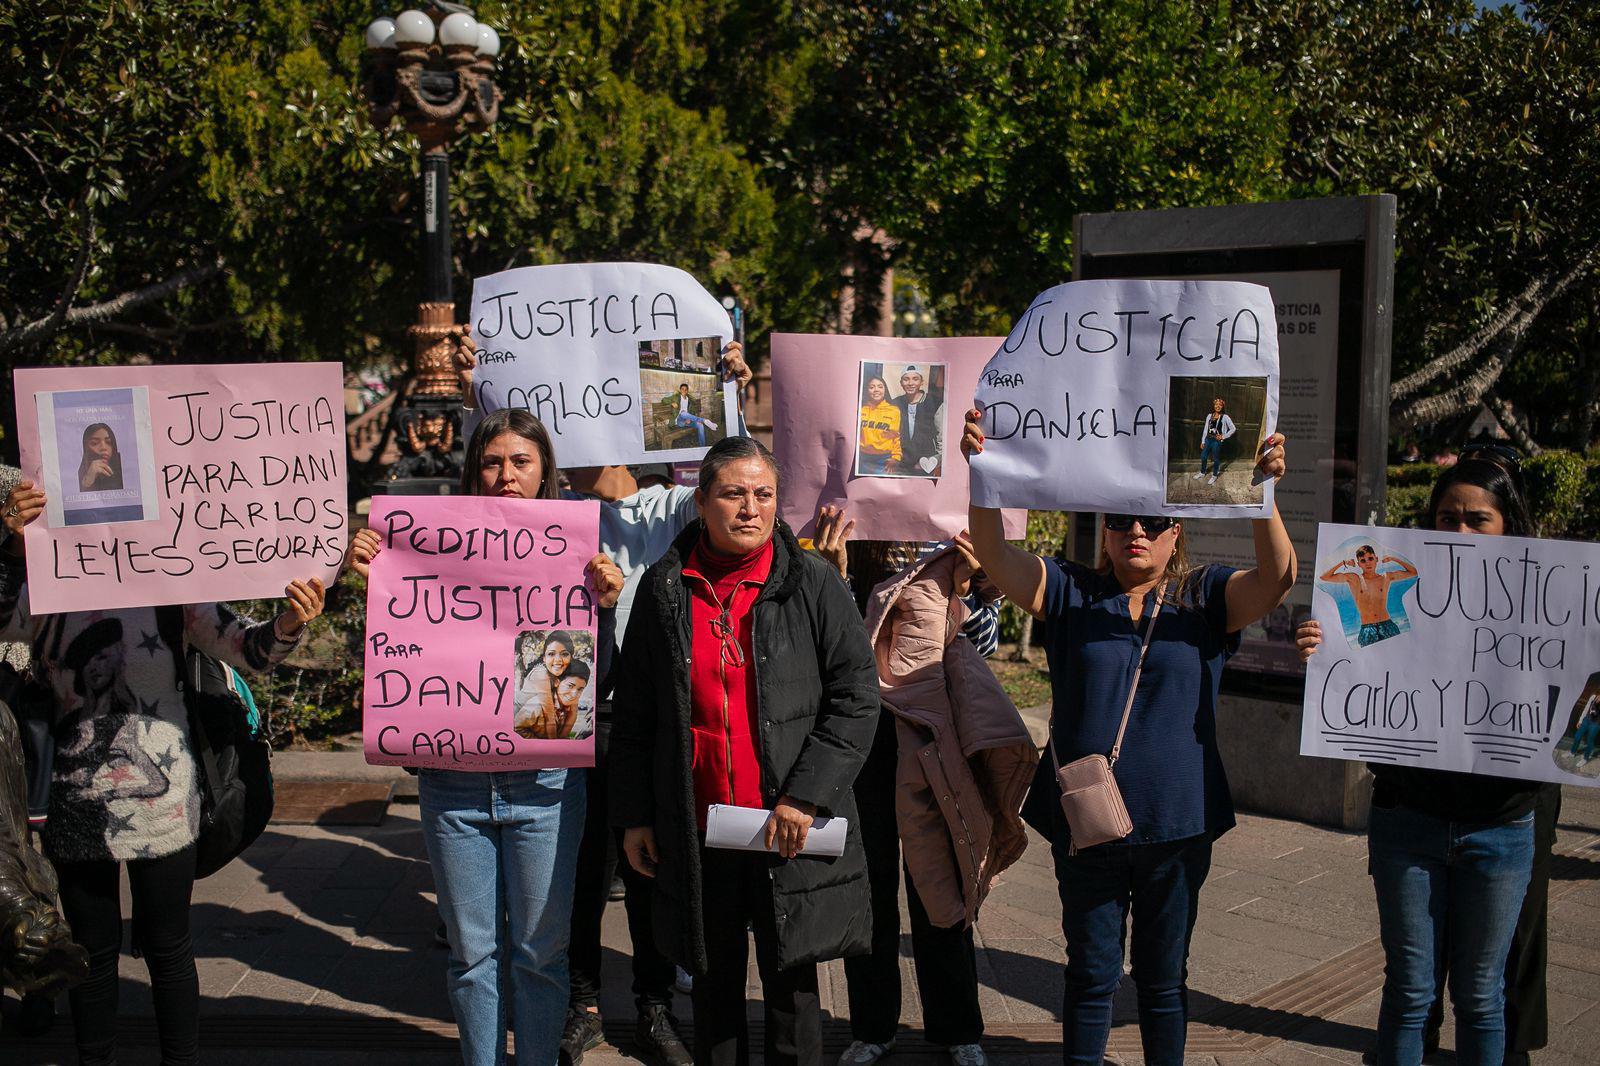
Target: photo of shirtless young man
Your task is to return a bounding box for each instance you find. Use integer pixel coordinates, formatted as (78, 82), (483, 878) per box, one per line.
(1319, 544), (1419, 648)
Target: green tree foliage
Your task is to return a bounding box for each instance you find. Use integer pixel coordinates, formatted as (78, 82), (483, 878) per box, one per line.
(3, 0), (1594, 457)
(0, 0), (796, 458)
(787, 1), (1294, 334)
(1237, 0), (1599, 446)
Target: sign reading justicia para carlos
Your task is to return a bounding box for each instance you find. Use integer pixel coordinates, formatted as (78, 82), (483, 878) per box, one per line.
(1300, 522), (1600, 787)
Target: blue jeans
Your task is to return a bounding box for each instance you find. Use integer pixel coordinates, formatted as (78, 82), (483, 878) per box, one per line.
(1369, 802), (1534, 1066)
(675, 411), (708, 445)
(1052, 834), (1213, 1066)
(1574, 719), (1600, 758)
(419, 768), (587, 1066)
(1200, 437), (1223, 477)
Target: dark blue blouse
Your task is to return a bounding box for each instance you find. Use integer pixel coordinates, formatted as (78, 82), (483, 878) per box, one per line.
(1022, 559), (1241, 847)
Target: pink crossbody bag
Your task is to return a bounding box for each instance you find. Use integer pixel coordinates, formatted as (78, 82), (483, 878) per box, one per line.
(1049, 587), (1164, 854)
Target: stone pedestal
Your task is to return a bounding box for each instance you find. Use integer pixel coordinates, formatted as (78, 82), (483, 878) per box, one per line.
(1215, 693), (1374, 830)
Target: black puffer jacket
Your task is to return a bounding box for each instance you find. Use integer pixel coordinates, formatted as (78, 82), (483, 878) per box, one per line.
(609, 519), (879, 974)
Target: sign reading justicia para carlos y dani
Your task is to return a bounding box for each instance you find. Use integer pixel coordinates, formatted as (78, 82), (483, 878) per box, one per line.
(1300, 522), (1600, 787)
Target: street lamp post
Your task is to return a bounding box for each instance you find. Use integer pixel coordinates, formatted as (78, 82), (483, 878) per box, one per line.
(362, 3), (502, 490)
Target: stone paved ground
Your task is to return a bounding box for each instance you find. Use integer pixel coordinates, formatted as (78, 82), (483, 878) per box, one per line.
(4, 777), (1598, 1065)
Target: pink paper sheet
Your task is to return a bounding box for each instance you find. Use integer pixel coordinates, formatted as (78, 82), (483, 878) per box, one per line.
(362, 496), (600, 770)
(771, 334), (1026, 542)
(14, 363), (347, 614)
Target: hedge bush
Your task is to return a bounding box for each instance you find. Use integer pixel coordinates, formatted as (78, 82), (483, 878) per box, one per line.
(998, 510), (1071, 645)
(1386, 449), (1600, 539)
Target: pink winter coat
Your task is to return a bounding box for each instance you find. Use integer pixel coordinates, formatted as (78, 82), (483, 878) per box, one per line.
(864, 546), (1038, 929)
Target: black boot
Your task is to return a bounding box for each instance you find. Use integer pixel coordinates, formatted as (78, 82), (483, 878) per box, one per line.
(559, 1006), (605, 1065)
(635, 1003), (692, 1066)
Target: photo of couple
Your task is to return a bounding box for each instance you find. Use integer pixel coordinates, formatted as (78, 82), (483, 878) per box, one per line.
(854, 360), (946, 479)
(510, 628), (595, 741)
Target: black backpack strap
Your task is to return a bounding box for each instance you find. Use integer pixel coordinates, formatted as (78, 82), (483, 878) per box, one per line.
(156, 606), (219, 811)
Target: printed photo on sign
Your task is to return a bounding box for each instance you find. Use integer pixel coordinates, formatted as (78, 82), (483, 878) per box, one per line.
(638, 337), (726, 453)
(1315, 535), (1420, 650)
(1164, 376), (1268, 507)
(512, 628), (596, 742)
(854, 361), (946, 479)
(36, 387), (160, 527)
(1553, 673), (1600, 778)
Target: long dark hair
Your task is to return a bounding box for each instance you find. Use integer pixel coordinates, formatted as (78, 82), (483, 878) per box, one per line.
(1426, 455), (1534, 536)
(78, 422), (122, 486)
(861, 375), (889, 406)
(460, 410), (561, 498)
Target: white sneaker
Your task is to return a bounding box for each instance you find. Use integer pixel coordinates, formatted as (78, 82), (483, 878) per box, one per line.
(704, 419), (718, 431)
(674, 965), (693, 994)
(1207, 475), (1217, 485)
(1192, 471), (1205, 479)
(838, 1039), (895, 1064)
(949, 1046), (987, 1066)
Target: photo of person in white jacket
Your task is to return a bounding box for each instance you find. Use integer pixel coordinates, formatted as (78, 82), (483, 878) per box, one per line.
(1193, 397), (1236, 485)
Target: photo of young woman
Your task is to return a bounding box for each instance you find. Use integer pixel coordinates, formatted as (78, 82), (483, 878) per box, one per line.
(77, 423), (124, 492)
(856, 372), (902, 476)
(1164, 376), (1268, 507)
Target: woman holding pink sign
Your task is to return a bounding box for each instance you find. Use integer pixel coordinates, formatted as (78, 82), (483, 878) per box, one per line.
(348, 408), (623, 1066)
(1, 478), (327, 1066)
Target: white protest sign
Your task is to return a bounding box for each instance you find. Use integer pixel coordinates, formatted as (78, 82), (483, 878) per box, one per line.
(969, 279), (1279, 517)
(468, 263), (736, 467)
(1301, 522), (1600, 787)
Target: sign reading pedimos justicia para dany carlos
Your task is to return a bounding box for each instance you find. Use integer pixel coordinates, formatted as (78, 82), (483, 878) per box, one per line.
(1300, 522), (1600, 787)
(968, 279), (1280, 518)
(362, 496), (601, 771)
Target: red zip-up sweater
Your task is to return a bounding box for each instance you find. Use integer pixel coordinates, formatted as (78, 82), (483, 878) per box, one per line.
(682, 536), (774, 828)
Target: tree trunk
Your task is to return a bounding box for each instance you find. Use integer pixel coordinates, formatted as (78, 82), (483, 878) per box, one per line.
(0, 255), (223, 354)
(1483, 387), (1541, 455)
(1391, 250), (1596, 433)
(1010, 611), (1033, 662)
(1390, 247), (1597, 410)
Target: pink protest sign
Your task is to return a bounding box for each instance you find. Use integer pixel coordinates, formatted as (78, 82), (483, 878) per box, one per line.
(362, 495), (601, 771)
(771, 334), (1027, 542)
(13, 363), (348, 614)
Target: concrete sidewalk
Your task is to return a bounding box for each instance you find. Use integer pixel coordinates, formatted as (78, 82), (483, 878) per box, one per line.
(4, 778), (1598, 1064)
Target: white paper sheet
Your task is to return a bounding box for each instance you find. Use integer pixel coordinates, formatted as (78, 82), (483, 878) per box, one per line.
(467, 262), (736, 467)
(704, 803), (848, 857)
(969, 278), (1279, 517)
(1300, 522), (1600, 787)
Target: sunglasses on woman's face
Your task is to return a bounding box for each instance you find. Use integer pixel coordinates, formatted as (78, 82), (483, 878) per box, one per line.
(1103, 514), (1176, 535)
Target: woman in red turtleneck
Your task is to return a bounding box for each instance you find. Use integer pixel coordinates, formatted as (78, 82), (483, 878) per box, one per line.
(682, 525), (773, 821)
(610, 436), (880, 1066)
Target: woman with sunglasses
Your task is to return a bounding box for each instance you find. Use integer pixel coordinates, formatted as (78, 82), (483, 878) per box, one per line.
(960, 408), (1294, 1066)
(1295, 445), (1557, 1066)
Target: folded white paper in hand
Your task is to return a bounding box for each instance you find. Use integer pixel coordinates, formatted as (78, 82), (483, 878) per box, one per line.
(704, 803), (847, 858)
